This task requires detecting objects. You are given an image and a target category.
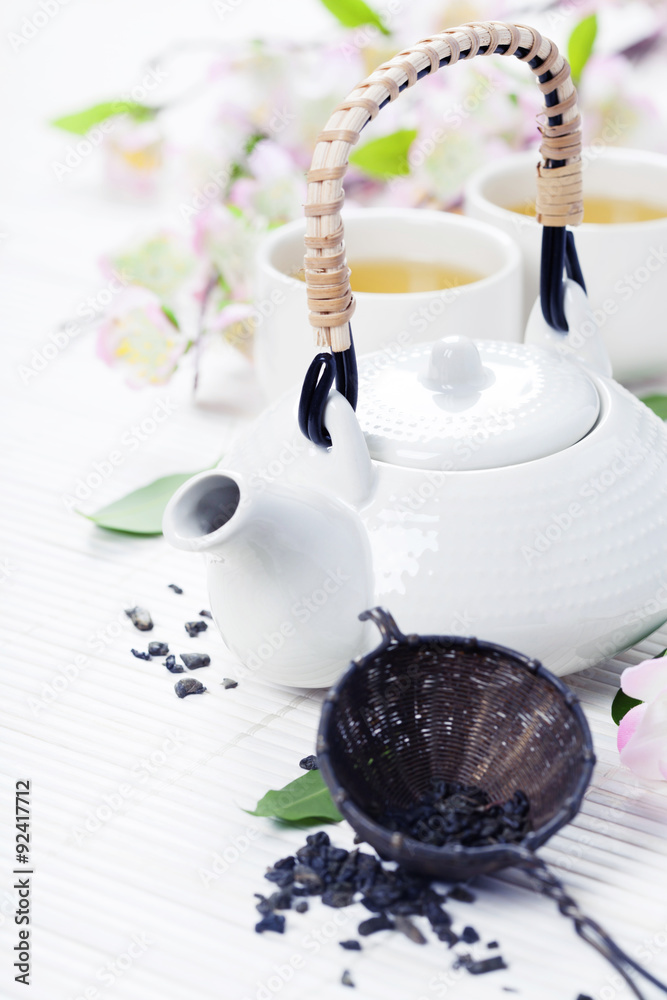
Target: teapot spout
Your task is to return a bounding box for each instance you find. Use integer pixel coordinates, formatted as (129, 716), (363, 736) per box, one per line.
(162, 468), (374, 687)
(162, 470), (245, 553)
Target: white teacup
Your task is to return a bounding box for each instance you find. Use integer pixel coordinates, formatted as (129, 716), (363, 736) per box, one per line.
(465, 147), (667, 382)
(253, 208), (522, 401)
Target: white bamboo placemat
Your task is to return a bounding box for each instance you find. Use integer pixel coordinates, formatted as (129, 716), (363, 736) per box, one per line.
(2, 243), (667, 1000)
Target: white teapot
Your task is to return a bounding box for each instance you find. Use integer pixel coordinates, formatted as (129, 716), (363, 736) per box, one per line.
(163, 23), (667, 687)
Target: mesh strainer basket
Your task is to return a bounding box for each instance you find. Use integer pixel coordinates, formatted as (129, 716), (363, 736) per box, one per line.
(317, 609), (667, 999)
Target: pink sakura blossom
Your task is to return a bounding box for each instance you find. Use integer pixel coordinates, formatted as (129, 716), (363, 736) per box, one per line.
(102, 231), (200, 306)
(192, 202), (262, 301)
(96, 286), (186, 388)
(617, 656), (667, 780)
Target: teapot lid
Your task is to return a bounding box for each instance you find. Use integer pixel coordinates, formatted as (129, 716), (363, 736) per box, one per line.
(356, 336), (600, 471)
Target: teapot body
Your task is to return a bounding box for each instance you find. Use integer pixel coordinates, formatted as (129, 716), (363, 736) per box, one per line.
(224, 368), (667, 682)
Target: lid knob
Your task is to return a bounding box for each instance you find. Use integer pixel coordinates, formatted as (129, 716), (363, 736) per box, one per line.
(424, 336), (487, 392)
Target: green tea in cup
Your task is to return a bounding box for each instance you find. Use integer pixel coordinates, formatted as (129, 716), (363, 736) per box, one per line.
(296, 258), (482, 294)
(506, 196), (667, 225)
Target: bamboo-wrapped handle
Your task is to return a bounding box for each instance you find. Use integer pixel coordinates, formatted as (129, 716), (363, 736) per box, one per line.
(304, 21), (583, 352)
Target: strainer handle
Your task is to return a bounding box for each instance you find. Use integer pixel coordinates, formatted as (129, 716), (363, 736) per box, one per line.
(359, 607), (407, 650)
(524, 856), (667, 999)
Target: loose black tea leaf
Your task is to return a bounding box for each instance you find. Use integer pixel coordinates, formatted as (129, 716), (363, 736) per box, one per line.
(358, 914), (394, 936)
(131, 648), (151, 661)
(377, 781), (530, 849)
(273, 856), (296, 870)
(448, 886), (476, 904)
(180, 653), (210, 669)
(199, 609), (212, 618)
(299, 755), (319, 771)
(322, 887), (355, 908)
(341, 970), (355, 988)
(255, 913), (285, 934)
(395, 915), (426, 945)
(148, 641), (169, 656)
(222, 678), (238, 689)
(125, 606), (153, 631)
(488, 941), (499, 949)
(436, 927), (458, 947)
(251, 829), (495, 977)
(174, 678), (206, 698)
(164, 655), (183, 673)
(168, 584), (183, 594)
(467, 956), (508, 975)
(185, 620), (208, 637)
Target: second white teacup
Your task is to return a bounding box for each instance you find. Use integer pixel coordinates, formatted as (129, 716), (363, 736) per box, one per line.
(465, 147), (667, 382)
(254, 208), (522, 402)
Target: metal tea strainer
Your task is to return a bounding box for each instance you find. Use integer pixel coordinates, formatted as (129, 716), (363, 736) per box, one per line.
(317, 608), (667, 999)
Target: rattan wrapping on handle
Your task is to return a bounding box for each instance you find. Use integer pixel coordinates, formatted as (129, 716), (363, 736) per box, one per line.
(304, 21), (583, 351)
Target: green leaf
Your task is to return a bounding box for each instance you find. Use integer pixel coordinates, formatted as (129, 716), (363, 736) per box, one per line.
(567, 14), (597, 84)
(611, 688), (643, 726)
(51, 101), (155, 135)
(641, 395), (667, 420)
(161, 305), (180, 329)
(81, 472), (198, 535)
(318, 0), (390, 35)
(349, 129), (418, 180)
(246, 770), (343, 824)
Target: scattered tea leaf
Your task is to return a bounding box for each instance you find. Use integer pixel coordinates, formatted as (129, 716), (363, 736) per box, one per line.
(349, 129), (417, 180)
(641, 394), (667, 420)
(81, 471), (198, 535)
(567, 13), (597, 84)
(175, 677), (207, 698)
(611, 688), (643, 726)
(246, 769), (343, 824)
(318, 0), (389, 35)
(51, 100), (155, 135)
